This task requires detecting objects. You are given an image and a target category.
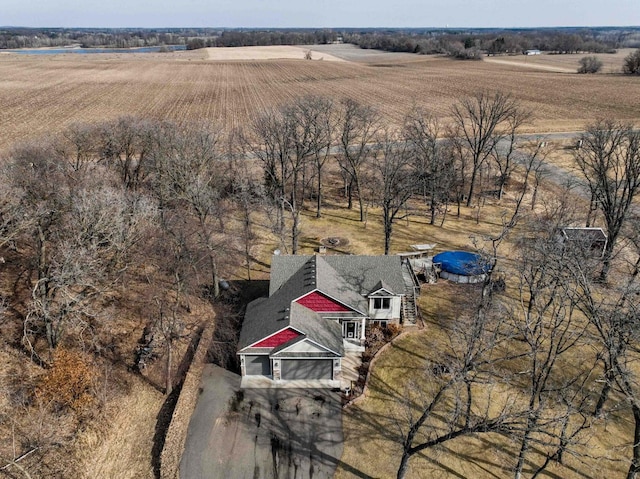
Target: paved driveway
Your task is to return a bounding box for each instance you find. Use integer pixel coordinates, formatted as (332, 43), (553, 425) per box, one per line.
(180, 365), (343, 479)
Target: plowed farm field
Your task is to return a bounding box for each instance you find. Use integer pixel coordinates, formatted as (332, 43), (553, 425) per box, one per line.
(1, 47), (639, 151)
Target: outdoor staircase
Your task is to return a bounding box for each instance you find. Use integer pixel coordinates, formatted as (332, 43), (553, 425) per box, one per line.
(401, 259), (420, 325)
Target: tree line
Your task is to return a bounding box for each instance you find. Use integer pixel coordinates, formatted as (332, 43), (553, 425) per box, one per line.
(186, 30), (337, 50)
(343, 27), (633, 58)
(4, 26), (640, 55)
(246, 91), (545, 256)
(0, 27), (192, 49)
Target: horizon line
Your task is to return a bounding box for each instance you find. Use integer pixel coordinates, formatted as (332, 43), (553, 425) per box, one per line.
(2, 24), (640, 30)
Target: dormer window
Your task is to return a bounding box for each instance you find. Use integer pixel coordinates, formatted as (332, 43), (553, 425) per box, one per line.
(373, 297), (391, 310)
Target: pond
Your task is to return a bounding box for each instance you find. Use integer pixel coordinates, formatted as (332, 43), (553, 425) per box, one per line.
(5, 45), (186, 55)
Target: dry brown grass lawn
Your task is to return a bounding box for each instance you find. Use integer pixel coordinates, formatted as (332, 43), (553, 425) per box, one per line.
(335, 282), (632, 479)
(75, 377), (163, 479)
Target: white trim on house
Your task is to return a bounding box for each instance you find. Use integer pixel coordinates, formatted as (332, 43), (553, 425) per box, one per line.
(273, 337), (341, 356)
(368, 287), (396, 296)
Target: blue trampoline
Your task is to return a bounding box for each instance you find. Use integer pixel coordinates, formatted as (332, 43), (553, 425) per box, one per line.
(433, 251), (490, 283)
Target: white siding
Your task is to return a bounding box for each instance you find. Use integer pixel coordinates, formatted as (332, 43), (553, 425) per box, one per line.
(369, 296), (401, 320)
(278, 340), (329, 353)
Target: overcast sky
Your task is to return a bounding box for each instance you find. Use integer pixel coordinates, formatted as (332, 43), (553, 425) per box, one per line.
(3, 0), (639, 28)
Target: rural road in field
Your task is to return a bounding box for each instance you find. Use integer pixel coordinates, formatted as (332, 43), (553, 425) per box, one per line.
(499, 132), (594, 201)
(180, 365), (344, 479)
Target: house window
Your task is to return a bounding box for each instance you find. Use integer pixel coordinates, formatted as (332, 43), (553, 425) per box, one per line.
(373, 297), (391, 309)
(371, 320), (388, 328)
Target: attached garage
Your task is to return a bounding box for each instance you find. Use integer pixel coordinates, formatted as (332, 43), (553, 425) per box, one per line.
(281, 359), (333, 380)
(245, 355), (271, 376)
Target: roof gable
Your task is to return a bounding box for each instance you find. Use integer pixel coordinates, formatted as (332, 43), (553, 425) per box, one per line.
(368, 279), (397, 296)
(270, 255), (406, 297)
(250, 327), (302, 348)
(296, 290), (354, 313)
(273, 338), (333, 354)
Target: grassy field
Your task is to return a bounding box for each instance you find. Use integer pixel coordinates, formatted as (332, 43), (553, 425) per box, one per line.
(1, 45), (639, 153)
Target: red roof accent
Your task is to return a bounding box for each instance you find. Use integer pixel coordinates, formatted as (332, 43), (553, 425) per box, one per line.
(296, 291), (351, 312)
(253, 328), (302, 348)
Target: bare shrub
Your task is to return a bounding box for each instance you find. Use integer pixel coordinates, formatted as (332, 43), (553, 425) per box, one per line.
(577, 55), (603, 73)
(623, 48), (640, 74)
(36, 349), (96, 412)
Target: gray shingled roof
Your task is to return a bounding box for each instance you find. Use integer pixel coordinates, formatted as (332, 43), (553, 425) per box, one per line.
(238, 293), (293, 351)
(270, 255), (406, 296)
(288, 302), (343, 355)
(269, 256), (311, 296)
(238, 296), (343, 355)
(239, 254), (404, 356)
(314, 257), (368, 313)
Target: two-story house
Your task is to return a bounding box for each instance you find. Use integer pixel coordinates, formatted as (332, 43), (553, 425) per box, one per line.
(237, 254), (418, 387)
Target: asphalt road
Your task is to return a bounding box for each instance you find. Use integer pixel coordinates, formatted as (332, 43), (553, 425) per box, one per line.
(179, 365), (344, 479)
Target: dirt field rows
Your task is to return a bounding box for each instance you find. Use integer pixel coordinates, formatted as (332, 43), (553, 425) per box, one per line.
(1, 47), (639, 152)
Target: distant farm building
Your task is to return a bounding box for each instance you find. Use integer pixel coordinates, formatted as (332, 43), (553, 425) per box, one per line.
(525, 49), (542, 55)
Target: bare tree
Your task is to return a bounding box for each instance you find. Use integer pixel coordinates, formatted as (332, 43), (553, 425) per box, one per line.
(571, 216), (640, 479)
(337, 98), (380, 221)
(304, 96), (335, 218)
(623, 48), (640, 75)
(509, 221), (593, 479)
(151, 123), (228, 297)
(450, 91), (524, 207)
(228, 128), (264, 280)
(148, 218), (196, 395)
(58, 122), (100, 172)
(250, 97), (335, 253)
(403, 108), (454, 225)
(574, 119), (640, 281)
(0, 164), (28, 249)
(395, 272), (517, 479)
(97, 116), (154, 190)
(369, 130), (415, 254)
(490, 109), (533, 200)
(578, 55), (603, 74)
(251, 107), (303, 253)
(400, 208), (593, 479)
(8, 142), (154, 352)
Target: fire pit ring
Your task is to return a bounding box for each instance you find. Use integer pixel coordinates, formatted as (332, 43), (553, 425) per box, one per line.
(321, 237), (350, 248)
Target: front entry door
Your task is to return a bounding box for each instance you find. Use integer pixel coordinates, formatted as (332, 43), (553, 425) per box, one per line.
(346, 321), (356, 339)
